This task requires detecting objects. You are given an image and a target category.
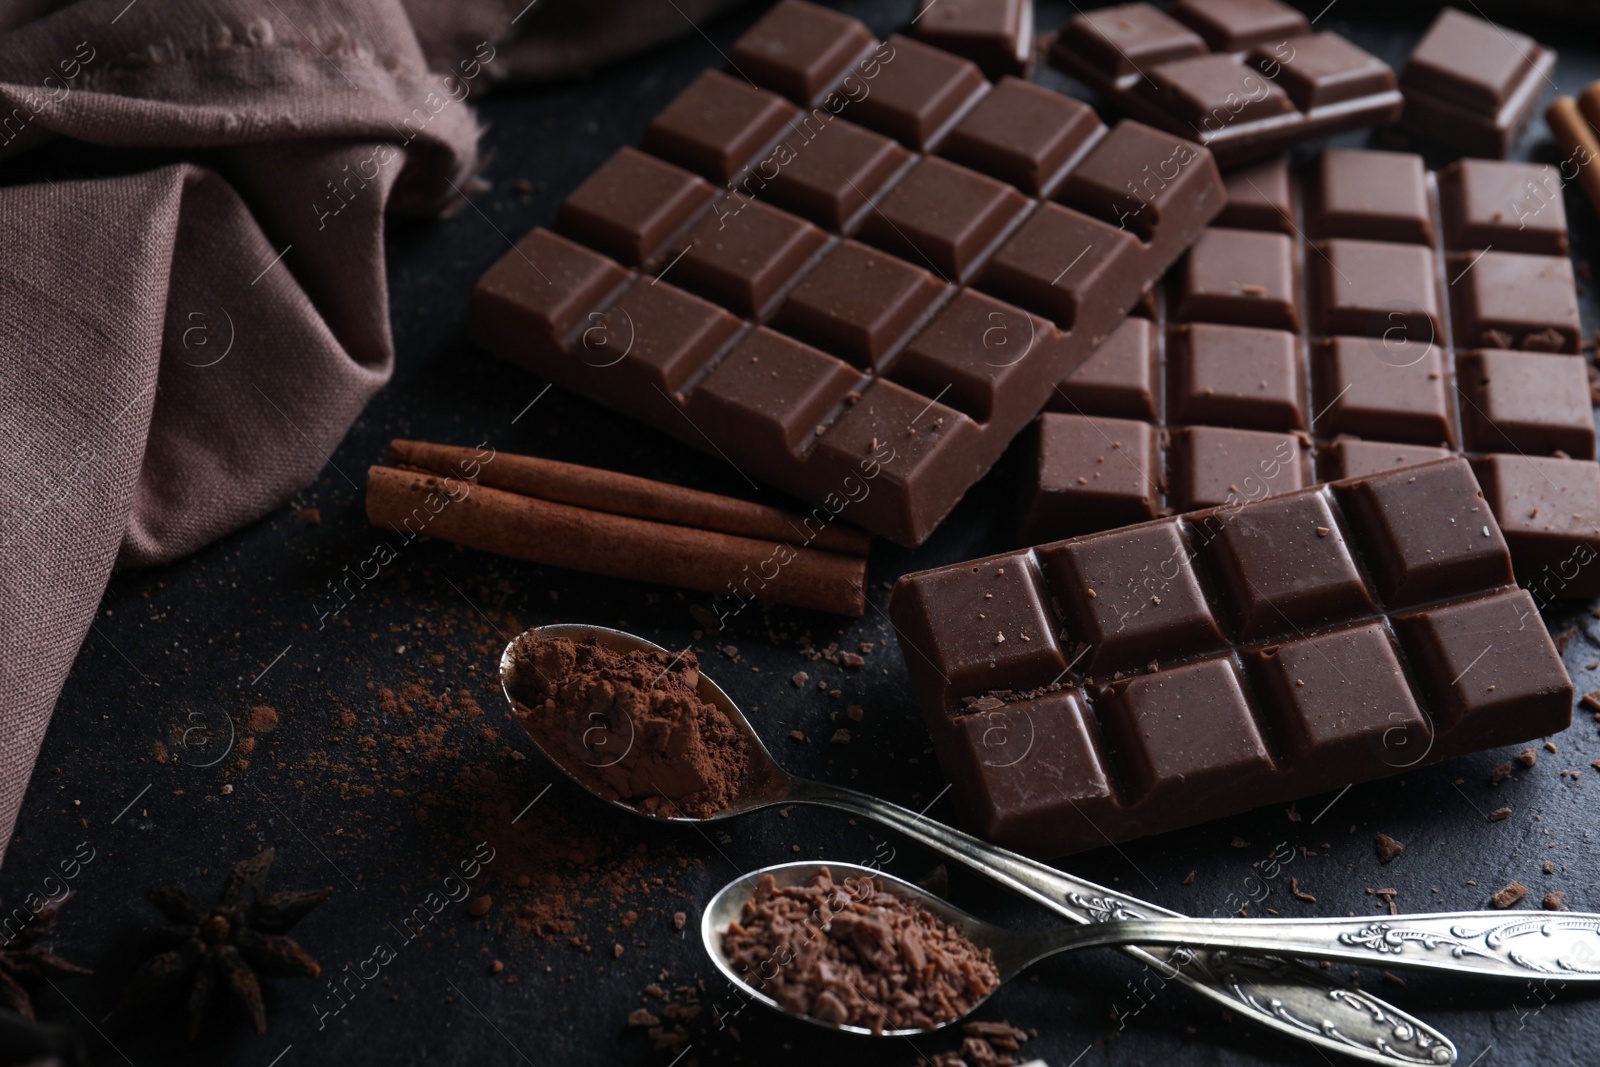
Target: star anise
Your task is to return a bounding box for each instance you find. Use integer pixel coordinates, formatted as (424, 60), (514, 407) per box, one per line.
(0, 893), (92, 1019)
(111, 848), (331, 1038)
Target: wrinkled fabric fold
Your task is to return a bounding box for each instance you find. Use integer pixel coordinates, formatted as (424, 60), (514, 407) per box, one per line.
(0, 0), (747, 864)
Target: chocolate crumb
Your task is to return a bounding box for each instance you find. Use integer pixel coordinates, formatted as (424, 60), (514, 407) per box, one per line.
(1374, 834), (1404, 864)
(467, 894), (492, 918)
(1181, 870), (1196, 886)
(1290, 878), (1316, 903)
(1230, 836), (1250, 848)
(1490, 881), (1528, 909)
(829, 728), (851, 746)
(1517, 747), (1538, 767)
(672, 911), (687, 930)
(628, 1008), (660, 1027)
(792, 671), (809, 688)
(1490, 762), (1513, 784)
(847, 704), (864, 722)
(1543, 892), (1567, 911)
(1490, 807), (1513, 822)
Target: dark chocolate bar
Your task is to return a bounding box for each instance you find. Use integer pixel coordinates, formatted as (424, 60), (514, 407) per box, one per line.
(471, 0), (1225, 548)
(1400, 7), (1556, 159)
(1027, 150), (1600, 598)
(913, 0), (1033, 80)
(891, 458), (1573, 857)
(1048, 0), (1401, 167)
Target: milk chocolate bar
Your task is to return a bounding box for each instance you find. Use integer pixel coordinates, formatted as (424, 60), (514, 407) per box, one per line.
(1048, 0), (1401, 167)
(891, 458), (1572, 857)
(1028, 150), (1600, 598)
(471, 0), (1224, 548)
(1400, 7), (1556, 158)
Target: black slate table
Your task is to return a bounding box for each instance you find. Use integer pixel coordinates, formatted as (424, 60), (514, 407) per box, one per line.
(5, 2), (1599, 1065)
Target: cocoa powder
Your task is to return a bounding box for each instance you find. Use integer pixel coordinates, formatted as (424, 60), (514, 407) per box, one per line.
(505, 635), (753, 818)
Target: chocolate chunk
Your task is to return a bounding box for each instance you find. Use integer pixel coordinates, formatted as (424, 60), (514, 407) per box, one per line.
(1400, 8), (1555, 158)
(892, 459), (1573, 857)
(1050, 0), (1399, 167)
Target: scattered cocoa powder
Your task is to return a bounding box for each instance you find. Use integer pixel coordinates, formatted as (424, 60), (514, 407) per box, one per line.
(722, 868), (998, 1035)
(504, 635), (754, 818)
(245, 705), (279, 733)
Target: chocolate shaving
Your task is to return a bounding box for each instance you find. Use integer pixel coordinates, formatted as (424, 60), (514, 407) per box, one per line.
(721, 868), (998, 1034)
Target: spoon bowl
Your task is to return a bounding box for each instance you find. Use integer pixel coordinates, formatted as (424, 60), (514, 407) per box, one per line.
(702, 860), (1032, 1037)
(498, 623), (793, 820)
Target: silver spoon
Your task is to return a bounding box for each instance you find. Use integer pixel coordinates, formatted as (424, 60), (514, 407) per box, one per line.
(705, 861), (1600, 1039)
(501, 624), (1457, 1064)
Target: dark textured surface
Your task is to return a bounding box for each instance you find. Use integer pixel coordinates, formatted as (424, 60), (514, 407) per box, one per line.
(4, 2), (1598, 1065)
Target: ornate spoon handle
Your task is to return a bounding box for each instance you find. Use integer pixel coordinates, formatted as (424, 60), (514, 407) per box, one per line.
(1090, 913), (1600, 979)
(791, 778), (1456, 1066)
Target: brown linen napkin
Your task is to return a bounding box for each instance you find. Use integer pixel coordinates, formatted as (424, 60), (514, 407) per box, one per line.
(0, 0), (738, 864)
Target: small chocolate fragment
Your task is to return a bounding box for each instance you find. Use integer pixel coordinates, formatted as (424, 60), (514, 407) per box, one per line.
(1374, 834), (1404, 864)
(1400, 8), (1555, 158)
(1490, 881), (1528, 908)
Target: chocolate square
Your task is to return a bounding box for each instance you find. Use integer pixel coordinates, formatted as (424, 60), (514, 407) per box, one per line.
(1260, 33), (1394, 111)
(1204, 490), (1373, 640)
(1167, 425), (1307, 510)
(692, 328), (863, 460)
(938, 77), (1100, 196)
(1176, 227), (1299, 330)
(1039, 518), (1224, 674)
(1170, 322), (1304, 431)
(846, 35), (987, 149)
(1336, 458), (1513, 608)
(1395, 589), (1570, 751)
(775, 241), (945, 366)
(1311, 336), (1453, 446)
(1449, 250), (1579, 353)
(977, 204), (1142, 328)
(890, 290), (1052, 422)
(1055, 317), (1160, 421)
(1457, 350), (1595, 457)
(759, 118), (911, 231)
(857, 156), (1029, 280)
(727, 0), (875, 106)
(1314, 238), (1440, 341)
(888, 551), (1066, 695)
(643, 70), (799, 182)
(1099, 656), (1275, 804)
(557, 148), (716, 267)
(1313, 149), (1433, 244)
(1028, 414), (1162, 540)
(675, 197), (829, 316)
(1248, 622), (1430, 771)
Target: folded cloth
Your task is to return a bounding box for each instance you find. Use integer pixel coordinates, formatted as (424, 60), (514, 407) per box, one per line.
(0, 0), (740, 863)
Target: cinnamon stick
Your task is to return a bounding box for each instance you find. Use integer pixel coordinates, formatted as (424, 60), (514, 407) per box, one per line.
(1545, 95), (1600, 219)
(388, 439), (871, 557)
(365, 466), (866, 617)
